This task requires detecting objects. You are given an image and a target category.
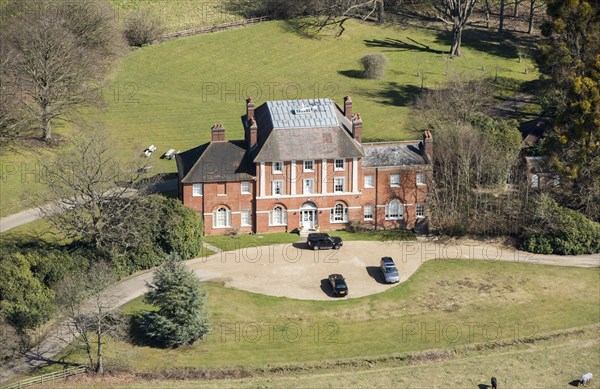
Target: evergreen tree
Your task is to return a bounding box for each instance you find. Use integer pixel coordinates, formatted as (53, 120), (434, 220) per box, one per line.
(137, 254), (210, 348)
(536, 0), (600, 220)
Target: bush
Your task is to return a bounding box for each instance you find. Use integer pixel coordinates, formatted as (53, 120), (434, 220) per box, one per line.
(521, 194), (600, 255)
(160, 198), (204, 259)
(124, 11), (163, 47)
(360, 53), (388, 80)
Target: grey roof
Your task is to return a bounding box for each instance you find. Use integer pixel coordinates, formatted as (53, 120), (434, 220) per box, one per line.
(362, 142), (428, 167)
(525, 156), (549, 173)
(252, 99), (363, 163)
(267, 99), (339, 129)
(176, 140), (255, 183)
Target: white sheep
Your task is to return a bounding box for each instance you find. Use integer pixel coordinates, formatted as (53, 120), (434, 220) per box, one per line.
(579, 373), (593, 387)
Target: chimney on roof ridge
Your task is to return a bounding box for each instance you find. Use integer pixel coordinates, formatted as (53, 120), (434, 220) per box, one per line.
(211, 123), (225, 142)
(422, 130), (433, 163)
(344, 96), (352, 119)
(248, 117), (258, 148)
(352, 113), (363, 143)
(246, 96), (255, 121)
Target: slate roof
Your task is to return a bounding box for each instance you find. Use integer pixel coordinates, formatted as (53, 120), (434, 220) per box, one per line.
(176, 140), (255, 183)
(252, 99), (364, 163)
(362, 141), (428, 167)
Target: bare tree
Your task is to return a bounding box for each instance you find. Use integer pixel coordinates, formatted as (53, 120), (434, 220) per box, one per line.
(0, 38), (24, 149)
(288, 0), (384, 36)
(433, 0), (479, 56)
(55, 261), (127, 374)
(527, 0), (545, 34)
(2, 0), (123, 142)
(499, 0), (506, 32)
(36, 128), (152, 254)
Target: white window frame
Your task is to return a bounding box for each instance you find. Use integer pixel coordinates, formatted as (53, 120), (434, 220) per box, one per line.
(213, 207), (231, 228)
(303, 160), (314, 172)
(364, 175), (374, 188)
(364, 205), (373, 221)
(390, 174), (400, 187)
(416, 172), (426, 185)
(241, 181), (251, 194)
(241, 209), (251, 226)
(273, 161), (283, 174)
(192, 183), (203, 197)
(270, 206), (287, 226)
(334, 177), (344, 193)
(531, 174), (539, 188)
(416, 203), (425, 218)
(330, 203), (348, 223)
(385, 199), (403, 220)
(334, 159), (344, 171)
(272, 180), (283, 195)
(303, 178), (315, 195)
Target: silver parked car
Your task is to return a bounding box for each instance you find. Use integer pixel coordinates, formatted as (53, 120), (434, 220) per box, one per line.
(380, 257), (400, 283)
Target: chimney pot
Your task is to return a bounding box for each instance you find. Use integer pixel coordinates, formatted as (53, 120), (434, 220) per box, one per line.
(422, 130), (433, 163)
(352, 113), (363, 143)
(344, 95), (353, 119)
(248, 117), (258, 148)
(211, 123), (226, 142)
(246, 96), (255, 121)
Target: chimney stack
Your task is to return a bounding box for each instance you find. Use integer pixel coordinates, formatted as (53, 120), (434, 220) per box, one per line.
(248, 117), (258, 148)
(422, 130), (433, 163)
(344, 96), (352, 119)
(211, 123), (225, 142)
(246, 96), (255, 121)
(352, 113), (363, 143)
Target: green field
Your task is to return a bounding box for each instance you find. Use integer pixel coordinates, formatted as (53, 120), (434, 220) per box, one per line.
(41, 260), (599, 374)
(54, 325), (600, 388)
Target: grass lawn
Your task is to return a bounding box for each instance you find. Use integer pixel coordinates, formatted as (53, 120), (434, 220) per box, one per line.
(46, 260), (599, 373)
(54, 325), (600, 388)
(0, 20), (537, 216)
(203, 230), (415, 252)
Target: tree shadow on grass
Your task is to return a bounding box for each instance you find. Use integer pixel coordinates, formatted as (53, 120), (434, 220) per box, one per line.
(358, 82), (425, 107)
(435, 28), (538, 59)
(364, 37), (445, 54)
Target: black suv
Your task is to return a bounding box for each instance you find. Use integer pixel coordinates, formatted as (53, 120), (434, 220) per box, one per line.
(306, 233), (343, 250)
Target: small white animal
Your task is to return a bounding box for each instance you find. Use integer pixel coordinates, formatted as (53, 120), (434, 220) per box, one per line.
(579, 373), (593, 387)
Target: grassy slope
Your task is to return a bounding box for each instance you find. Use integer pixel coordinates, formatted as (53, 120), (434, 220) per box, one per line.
(57, 327), (600, 388)
(107, 0), (242, 32)
(0, 20), (536, 217)
(49, 260), (599, 371)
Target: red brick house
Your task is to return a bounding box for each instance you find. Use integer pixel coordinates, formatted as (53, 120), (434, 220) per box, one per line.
(176, 96), (433, 235)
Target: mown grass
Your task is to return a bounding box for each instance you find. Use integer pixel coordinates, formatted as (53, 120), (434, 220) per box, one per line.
(53, 325), (600, 388)
(46, 260), (599, 373)
(203, 230), (416, 252)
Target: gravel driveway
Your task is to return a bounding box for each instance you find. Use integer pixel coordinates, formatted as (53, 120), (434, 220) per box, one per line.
(185, 239), (600, 301)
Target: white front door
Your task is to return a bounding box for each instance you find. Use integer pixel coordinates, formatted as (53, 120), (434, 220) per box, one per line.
(300, 202), (318, 230)
(301, 210), (315, 229)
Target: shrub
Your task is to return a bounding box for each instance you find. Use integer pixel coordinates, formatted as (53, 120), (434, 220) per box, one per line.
(521, 194), (600, 255)
(160, 198), (204, 259)
(360, 53), (388, 79)
(124, 11), (163, 47)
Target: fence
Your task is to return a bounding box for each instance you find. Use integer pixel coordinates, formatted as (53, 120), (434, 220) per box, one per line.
(1, 365), (87, 389)
(158, 16), (269, 42)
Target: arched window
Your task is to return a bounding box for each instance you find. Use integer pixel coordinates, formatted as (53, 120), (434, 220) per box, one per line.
(270, 206), (287, 226)
(385, 199), (403, 220)
(213, 207), (231, 228)
(330, 203), (348, 223)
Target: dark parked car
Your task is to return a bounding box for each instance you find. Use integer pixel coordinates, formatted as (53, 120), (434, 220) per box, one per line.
(307, 233), (343, 250)
(328, 274), (348, 297)
(380, 257), (400, 283)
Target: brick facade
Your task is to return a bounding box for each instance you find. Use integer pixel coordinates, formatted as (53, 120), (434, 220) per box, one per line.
(177, 98), (432, 235)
